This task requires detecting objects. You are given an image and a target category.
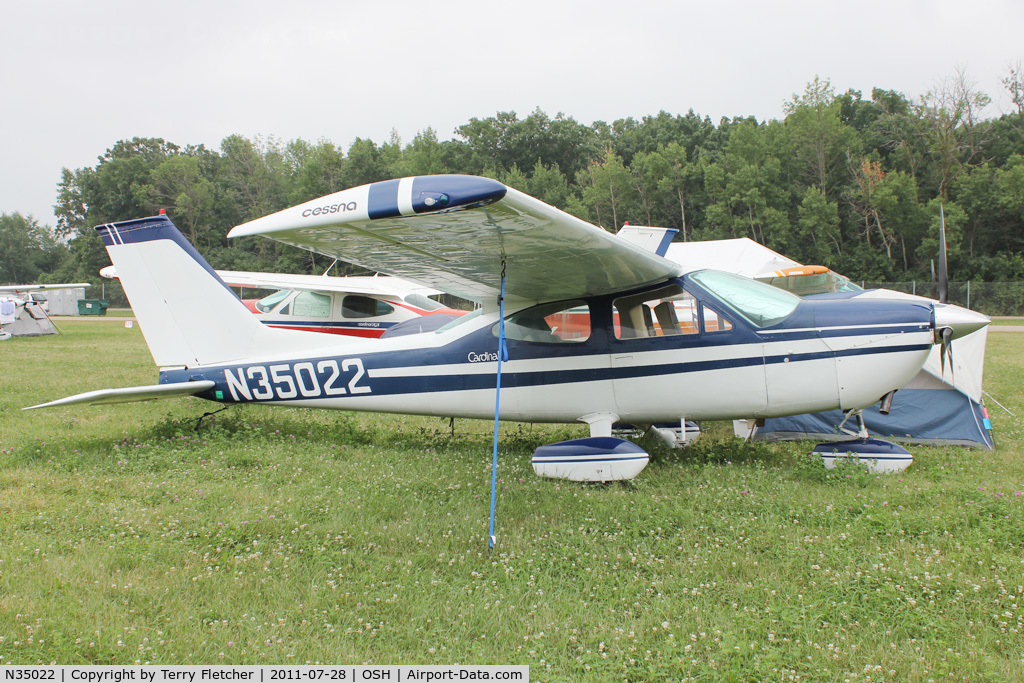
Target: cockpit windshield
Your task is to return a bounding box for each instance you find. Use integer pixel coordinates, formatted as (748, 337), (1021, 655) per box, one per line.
(688, 270), (800, 328)
(404, 293), (445, 311)
(762, 271), (863, 296)
(255, 289), (293, 313)
(433, 308), (482, 334)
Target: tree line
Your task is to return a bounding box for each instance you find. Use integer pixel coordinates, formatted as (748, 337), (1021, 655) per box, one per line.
(5, 71), (1024, 301)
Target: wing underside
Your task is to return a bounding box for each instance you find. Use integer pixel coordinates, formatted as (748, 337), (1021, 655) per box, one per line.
(0, 282), (92, 293)
(215, 271), (443, 298)
(228, 175), (682, 304)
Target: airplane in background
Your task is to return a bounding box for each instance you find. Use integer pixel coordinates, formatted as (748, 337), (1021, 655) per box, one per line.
(228, 271), (465, 338)
(0, 283), (92, 310)
(1, 282), (91, 340)
(27, 175), (988, 481)
(101, 265), (464, 338)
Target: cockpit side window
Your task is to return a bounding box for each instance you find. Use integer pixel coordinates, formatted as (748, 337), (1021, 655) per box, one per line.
(614, 285), (701, 339)
(292, 291), (332, 318)
(493, 301), (591, 343)
(701, 304), (734, 333)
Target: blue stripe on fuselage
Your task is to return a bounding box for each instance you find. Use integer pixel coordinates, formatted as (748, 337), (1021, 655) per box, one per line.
(165, 342), (932, 404)
(259, 319), (398, 329)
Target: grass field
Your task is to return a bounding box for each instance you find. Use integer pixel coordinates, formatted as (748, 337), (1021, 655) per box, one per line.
(1, 323), (1022, 680)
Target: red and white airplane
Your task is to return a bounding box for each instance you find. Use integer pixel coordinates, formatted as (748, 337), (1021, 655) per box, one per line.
(101, 266), (464, 338)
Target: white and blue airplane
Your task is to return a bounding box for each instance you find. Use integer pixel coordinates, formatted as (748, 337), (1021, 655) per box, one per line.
(27, 175), (988, 479)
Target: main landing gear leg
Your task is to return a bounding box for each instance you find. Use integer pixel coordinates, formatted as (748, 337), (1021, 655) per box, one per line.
(812, 407), (912, 473)
(579, 412), (619, 438)
(835, 408), (870, 439)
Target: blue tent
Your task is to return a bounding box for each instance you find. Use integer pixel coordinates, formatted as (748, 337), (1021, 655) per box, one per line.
(756, 387), (994, 449)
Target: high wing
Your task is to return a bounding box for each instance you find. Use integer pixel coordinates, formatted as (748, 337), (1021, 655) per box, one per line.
(214, 271), (443, 299)
(0, 282), (91, 294)
(228, 175), (683, 304)
(102, 265), (442, 299)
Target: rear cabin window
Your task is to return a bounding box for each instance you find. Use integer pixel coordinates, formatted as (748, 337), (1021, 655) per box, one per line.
(494, 301), (591, 343)
(343, 295), (395, 318)
(403, 293), (445, 311)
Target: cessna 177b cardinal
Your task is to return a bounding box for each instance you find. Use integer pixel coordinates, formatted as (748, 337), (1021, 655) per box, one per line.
(27, 175), (988, 480)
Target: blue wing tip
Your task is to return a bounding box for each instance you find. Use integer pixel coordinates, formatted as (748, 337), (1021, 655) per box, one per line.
(417, 175), (507, 214)
(366, 175), (507, 220)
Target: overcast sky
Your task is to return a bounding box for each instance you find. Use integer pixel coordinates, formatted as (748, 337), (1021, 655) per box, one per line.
(2, 0), (1021, 229)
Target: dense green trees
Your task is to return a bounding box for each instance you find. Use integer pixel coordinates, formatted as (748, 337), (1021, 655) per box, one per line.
(0, 213), (66, 284)
(7, 72), (1024, 296)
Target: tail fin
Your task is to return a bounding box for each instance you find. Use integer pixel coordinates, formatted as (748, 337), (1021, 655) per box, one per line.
(615, 225), (678, 257)
(96, 216), (328, 367)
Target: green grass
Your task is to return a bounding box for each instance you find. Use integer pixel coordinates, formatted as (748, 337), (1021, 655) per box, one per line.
(52, 307), (133, 318)
(1, 324), (1023, 680)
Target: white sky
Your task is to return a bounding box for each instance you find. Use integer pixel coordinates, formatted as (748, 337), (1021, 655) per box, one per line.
(2, 0), (1021, 228)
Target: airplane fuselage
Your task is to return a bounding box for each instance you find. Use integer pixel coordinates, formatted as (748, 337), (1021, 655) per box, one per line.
(163, 275), (935, 426)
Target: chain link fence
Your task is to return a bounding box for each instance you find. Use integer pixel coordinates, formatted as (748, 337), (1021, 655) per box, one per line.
(859, 282), (1024, 316)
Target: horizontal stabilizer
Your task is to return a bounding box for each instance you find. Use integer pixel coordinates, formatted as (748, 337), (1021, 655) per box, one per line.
(24, 380), (215, 410)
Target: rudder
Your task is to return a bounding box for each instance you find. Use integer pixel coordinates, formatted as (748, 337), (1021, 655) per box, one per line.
(97, 216), (294, 367)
